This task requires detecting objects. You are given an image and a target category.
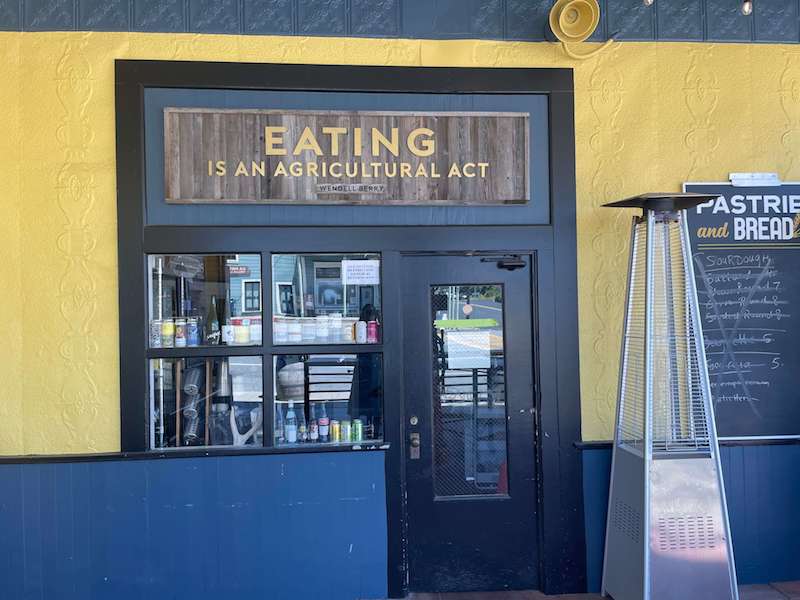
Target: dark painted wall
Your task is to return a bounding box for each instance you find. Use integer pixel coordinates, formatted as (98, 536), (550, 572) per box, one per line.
(1, 0), (799, 43)
(0, 451), (387, 600)
(582, 444), (800, 592)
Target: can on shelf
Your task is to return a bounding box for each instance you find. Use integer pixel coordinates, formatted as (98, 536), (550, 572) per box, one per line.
(234, 318), (251, 344)
(367, 321), (379, 344)
(249, 317), (262, 343)
(149, 320), (162, 348)
(341, 419), (351, 442)
(330, 419), (341, 442)
(352, 418), (363, 442)
(186, 318), (200, 347)
(161, 318), (175, 348)
(174, 318), (187, 348)
(318, 417), (330, 442)
(355, 321), (367, 344)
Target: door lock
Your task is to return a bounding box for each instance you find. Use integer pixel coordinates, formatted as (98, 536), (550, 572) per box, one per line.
(409, 432), (421, 459)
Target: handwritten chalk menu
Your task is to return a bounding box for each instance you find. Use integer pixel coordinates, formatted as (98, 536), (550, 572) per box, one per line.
(685, 182), (800, 438)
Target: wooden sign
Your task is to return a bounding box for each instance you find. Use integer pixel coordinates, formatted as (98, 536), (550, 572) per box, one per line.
(164, 108), (529, 205)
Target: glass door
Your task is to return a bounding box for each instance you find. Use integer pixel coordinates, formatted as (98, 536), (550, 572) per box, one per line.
(402, 254), (539, 593)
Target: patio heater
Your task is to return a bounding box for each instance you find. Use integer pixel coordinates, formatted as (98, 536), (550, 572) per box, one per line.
(601, 194), (738, 600)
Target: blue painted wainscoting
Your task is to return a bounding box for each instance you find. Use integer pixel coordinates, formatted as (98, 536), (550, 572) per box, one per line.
(0, 451), (388, 600)
(582, 443), (800, 593)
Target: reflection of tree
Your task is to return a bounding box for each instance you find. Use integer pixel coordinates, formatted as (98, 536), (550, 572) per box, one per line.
(458, 285), (503, 303)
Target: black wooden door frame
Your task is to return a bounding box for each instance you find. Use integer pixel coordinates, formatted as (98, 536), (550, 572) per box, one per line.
(400, 252), (541, 592)
(115, 60), (584, 596)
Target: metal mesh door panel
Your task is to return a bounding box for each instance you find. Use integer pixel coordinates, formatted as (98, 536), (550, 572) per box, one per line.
(431, 285), (508, 497)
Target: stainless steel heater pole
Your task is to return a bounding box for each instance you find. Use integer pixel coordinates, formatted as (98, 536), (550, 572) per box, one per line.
(601, 193), (739, 600)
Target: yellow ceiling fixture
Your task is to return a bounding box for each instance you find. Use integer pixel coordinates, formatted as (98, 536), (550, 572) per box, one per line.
(548, 0), (614, 60)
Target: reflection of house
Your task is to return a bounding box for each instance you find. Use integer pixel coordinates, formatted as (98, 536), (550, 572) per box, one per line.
(227, 254), (262, 317)
(272, 255), (380, 318)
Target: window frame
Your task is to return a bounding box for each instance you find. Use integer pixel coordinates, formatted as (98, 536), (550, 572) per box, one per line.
(241, 278), (262, 313)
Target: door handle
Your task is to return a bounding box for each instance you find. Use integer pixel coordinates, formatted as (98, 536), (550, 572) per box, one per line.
(409, 432), (421, 459)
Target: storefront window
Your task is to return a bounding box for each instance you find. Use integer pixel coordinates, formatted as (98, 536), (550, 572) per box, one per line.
(147, 254), (262, 348)
(271, 254), (381, 345)
(273, 354), (384, 447)
(149, 356), (263, 449)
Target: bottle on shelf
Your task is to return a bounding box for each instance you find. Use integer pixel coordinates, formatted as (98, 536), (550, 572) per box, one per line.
(308, 402), (319, 443)
(274, 401), (285, 445)
(206, 295), (220, 345)
(285, 402), (298, 444)
(317, 402), (330, 443)
(221, 296), (234, 345)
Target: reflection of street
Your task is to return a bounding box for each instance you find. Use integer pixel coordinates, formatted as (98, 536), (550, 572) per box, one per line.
(443, 298), (504, 351)
(458, 299), (502, 321)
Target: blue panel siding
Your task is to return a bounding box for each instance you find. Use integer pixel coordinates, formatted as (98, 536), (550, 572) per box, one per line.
(133, 0), (184, 32)
(582, 444), (800, 593)
(350, 0), (399, 37)
(706, 0), (753, 41)
(2, 0), (799, 43)
(755, 0), (799, 43)
(297, 0), (346, 35)
(0, 0), (21, 30)
(78, 0), (130, 31)
(189, 0), (240, 34)
(608, 0), (655, 40)
(242, 0), (293, 35)
(657, 0), (703, 41)
(0, 452), (388, 600)
(24, 0), (73, 30)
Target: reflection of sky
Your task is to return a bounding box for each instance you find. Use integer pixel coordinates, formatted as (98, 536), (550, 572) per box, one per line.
(649, 459), (729, 565)
(230, 357), (263, 403)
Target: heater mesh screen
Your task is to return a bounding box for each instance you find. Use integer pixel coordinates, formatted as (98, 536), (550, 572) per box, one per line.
(617, 220), (647, 452)
(650, 217), (711, 454)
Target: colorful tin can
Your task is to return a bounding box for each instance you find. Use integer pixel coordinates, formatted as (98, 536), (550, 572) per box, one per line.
(186, 318), (200, 347)
(340, 420), (351, 442)
(174, 318), (187, 347)
(318, 417), (330, 443)
(249, 317), (262, 343)
(234, 318), (251, 344)
(330, 419), (341, 443)
(352, 418), (363, 442)
(355, 321), (367, 344)
(367, 321), (379, 344)
(161, 318), (175, 348)
(149, 320), (162, 348)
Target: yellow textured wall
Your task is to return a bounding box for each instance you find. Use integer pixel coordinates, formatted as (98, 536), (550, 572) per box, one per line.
(1, 32), (799, 454)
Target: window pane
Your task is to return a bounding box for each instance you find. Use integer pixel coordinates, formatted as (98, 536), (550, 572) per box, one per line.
(149, 356), (263, 449)
(273, 354), (383, 447)
(271, 254), (381, 345)
(244, 281), (261, 312)
(431, 285), (508, 496)
(147, 254), (262, 348)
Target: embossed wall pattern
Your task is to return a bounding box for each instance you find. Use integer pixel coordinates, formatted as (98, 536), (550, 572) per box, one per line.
(1, 33), (800, 453)
(1, 0), (800, 43)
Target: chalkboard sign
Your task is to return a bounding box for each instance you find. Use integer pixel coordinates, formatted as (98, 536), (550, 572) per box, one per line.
(685, 182), (800, 439)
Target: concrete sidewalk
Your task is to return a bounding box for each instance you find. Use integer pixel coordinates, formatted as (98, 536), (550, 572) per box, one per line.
(409, 581), (800, 599)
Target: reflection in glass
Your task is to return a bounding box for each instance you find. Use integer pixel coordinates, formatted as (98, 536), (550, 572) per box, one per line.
(431, 285), (508, 496)
(271, 254), (381, 345)
(149, 356), (263, 449)
(147, 254), (262, 348)
(273, 354), (383, 447)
